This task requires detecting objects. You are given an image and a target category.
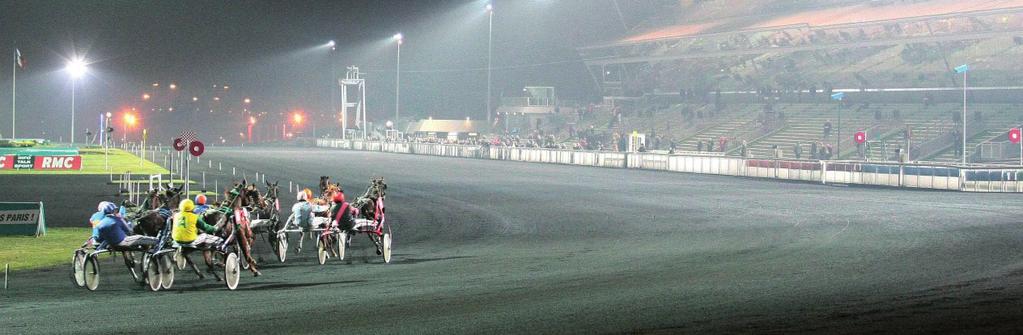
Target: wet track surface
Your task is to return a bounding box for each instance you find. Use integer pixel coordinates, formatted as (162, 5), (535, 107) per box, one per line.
(4, 146), (1023, 334)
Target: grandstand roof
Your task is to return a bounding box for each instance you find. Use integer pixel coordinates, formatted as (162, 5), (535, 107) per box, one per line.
(604, 0), (1023, 46)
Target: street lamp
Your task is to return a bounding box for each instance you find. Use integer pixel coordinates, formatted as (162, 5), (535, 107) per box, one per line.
(486, 3), (494, 124)
(66, 59), (87, 144)
(394, 33), (403, 122)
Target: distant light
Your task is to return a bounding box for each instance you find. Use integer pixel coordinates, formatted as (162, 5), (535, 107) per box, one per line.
(142, 93), (151, 100)
(393, 33), (403, 44)
(169, 83), (177, 90)
(385, 120), (394, 128)
(466, 117), (471, 121)
(486, 3), (493, 12)
(66, 59), (87, 79)
(244, 98), (251, 104)
(168, 107), (174, 112)
(223, 85), (230, 90)
(152, 82), (159, 87)
(327, 40), (336, 47)
(192, 96), (198, 101)
(249, 116), (257, 125)
(213, 97), (220, 101)
(105, 112), (112, 118)
(123, 113), (137, 126)
(292, 112), (304, 124)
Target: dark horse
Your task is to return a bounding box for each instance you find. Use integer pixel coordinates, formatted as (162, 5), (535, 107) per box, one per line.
(352, 178), (387, 222)
(127, 183), (185, 237)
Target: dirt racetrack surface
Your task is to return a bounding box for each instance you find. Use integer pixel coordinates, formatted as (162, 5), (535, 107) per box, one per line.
(4, 146), (1023, 334)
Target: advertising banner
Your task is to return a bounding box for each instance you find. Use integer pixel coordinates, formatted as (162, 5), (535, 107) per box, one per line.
(0, 202), (46, 236)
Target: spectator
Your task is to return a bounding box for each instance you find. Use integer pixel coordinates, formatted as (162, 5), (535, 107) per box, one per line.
(697, 140), (704, 152)
(773, 144), (783, 159)
(740, 140), (749, 158)
(794, 142), (802, 159)
(707, 140), (714, 152)
(718, 137), (728, 152)
(810, 141), (819, 159)
(823, 120), (833, 138)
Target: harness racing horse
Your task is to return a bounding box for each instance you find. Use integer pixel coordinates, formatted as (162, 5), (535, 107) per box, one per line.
(352, 178), (386, 222)
(350, 178), (388, 255)
(130, 184), (185, 237)
(225, 181), (262, 276)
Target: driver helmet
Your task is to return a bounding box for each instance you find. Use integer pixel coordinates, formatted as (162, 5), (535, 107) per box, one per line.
(297, 191), (308, 202)
(332, 192), (345, 203)
(98, 201), (118, 215)
(195, 194), (207, 206)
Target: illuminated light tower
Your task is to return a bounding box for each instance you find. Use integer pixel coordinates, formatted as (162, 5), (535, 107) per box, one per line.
(66, 59), (87, 144)
(327, 40), (338, 137)
(248, 116), (256, 143)
(394, 33), (402, 122)
(486, 3), (494, 123)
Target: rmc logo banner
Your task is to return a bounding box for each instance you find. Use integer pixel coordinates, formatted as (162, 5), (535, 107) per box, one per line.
(32, 155), (82, 170)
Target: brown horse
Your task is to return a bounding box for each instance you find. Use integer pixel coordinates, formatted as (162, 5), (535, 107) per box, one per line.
(130, 183), (184, 237)
(223, 180), (262, 276)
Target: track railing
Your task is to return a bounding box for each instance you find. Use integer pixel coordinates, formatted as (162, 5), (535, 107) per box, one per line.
(315, 138), (1023, 192)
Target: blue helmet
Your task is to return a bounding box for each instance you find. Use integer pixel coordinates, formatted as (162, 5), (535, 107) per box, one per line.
(98, 201), (118, 215)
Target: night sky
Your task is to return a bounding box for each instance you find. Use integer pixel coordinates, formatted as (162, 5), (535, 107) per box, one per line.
(0, 0), (654, 142)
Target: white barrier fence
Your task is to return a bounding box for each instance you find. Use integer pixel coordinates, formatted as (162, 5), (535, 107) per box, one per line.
(316, 138), (1023, 193)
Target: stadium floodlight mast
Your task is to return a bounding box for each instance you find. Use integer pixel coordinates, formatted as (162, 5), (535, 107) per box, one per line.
(66, 58), (88, 144)
(955, 64), (969, 164)
(393, 33), (402, 122)
(327, 40), (338, 137)
(486, 3), (494, 124)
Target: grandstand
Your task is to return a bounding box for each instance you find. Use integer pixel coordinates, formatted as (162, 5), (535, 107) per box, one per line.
(567, 0), (1023, 164)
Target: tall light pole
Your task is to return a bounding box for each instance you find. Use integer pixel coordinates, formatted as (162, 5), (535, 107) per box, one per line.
(486, 3), (494, 124)
(327, 40), (338, 137)
(955, 64), (969, 164)
(66, 59), (87, 145)
(394, 33), (403, 122)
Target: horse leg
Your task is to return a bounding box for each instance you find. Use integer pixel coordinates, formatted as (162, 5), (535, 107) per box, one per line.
(203, 250), (222, 281)
(239, 228), (261, 276)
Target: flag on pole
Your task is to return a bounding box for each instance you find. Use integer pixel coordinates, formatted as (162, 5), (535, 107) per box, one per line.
(15, 49), (25, 69)
(954, 64), (969, 74)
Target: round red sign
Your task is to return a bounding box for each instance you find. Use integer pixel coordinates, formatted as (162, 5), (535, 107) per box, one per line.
(188, 141), (205, 157)
(1009, 128), (1021, 144)
(854, 131), (866, 144)
(172, 138), (186, 151)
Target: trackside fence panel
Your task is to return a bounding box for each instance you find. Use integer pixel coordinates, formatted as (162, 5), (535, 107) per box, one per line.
(315, 140), (1015, 192)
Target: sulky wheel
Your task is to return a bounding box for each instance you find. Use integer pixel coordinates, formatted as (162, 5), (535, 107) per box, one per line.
(174, 248), (187, 271)
(71, 250), (86, 288)
(276, 232), (288, 263)
(225, 252), (240, 290)
(145, 255), (162, 292)
(317, 237), (327, 265)
(159, 254), (175, 290)
(84, 256), (100, 291)
(381, 233), (392, 264)
(337, 231), (348, 261)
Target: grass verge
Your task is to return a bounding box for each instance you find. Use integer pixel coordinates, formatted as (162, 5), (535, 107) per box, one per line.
(0, 228), (90, 270)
